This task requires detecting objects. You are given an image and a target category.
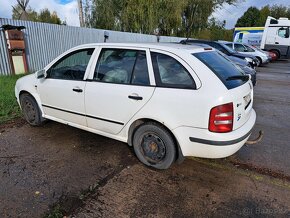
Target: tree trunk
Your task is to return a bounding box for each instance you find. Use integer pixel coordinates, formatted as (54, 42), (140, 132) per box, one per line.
(78, 0), (85, 27)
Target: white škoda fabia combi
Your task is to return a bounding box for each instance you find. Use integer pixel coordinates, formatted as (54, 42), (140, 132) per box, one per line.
(15, 43), (256, 169)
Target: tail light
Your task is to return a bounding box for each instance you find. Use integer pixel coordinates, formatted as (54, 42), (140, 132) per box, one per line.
(209, 103), (233, 133)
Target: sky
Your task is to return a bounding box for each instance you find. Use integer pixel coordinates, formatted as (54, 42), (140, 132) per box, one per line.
(213, 0), (290, 29)
(0, 0), (290, 29)
(0, 0), (79, 26)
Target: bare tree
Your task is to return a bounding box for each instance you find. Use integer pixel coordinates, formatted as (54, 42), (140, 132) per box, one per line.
(12, 0), (30, 20)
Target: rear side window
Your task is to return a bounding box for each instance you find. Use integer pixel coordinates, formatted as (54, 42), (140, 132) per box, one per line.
(151, 52), (196, 89)
(94, 48), (150, 85)
(193, 51), (246, 89)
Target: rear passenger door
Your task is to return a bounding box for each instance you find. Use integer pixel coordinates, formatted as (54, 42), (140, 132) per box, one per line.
(85, 47), (155, 135)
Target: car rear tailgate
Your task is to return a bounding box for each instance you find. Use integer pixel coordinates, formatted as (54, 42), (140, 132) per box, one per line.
(229, 81), (254, 130)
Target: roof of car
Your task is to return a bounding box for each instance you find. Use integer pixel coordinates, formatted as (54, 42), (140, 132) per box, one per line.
(72, 42), (213, 53)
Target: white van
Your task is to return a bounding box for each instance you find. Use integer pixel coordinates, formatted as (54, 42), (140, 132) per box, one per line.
(261, 16), (290, 58)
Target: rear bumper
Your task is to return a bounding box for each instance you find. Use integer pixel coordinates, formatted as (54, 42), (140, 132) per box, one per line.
(173, 109), (256, 158)
(189, 128), (252, 146)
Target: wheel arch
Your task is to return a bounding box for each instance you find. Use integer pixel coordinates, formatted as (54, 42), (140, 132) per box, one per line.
(127, 118), (185, 164)
(19, 90), (44, 115)
(255, 56), (262, 62)
(255, 56), (262, 66)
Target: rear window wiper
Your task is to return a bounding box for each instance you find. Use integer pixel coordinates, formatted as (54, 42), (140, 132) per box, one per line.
(226, 75), (249, 81)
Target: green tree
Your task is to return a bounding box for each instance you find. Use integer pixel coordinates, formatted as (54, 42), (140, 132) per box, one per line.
(258, 5), (270, 26)
(235, 6), (261, 27)
(269, 4), (290, 19)
(196, 17), (233, 41)
(89, 0), (121, 30)
(12, 4), (38, 21)
(119, 0), (185, 35)
(12, 1), (63, 25)
(182, 0), (240, 37)
(235, 4), (290, 27)
(87, 0), (239, 37)
(38, 9), (61, 24)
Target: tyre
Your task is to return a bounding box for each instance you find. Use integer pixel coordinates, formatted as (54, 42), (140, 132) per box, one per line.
(133, 122), (176, 169)
(20, 93), (45, 126)
(270, 50), (280, 60)
(256, 57), (262, 66)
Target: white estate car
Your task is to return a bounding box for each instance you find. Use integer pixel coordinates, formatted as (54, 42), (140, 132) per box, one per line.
(15, 43), (256, 169)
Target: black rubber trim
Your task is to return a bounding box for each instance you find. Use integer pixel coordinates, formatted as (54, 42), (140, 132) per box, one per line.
(269, 25), (290, 27)
(42, 104), (124, 125)
(189, 128), (253, 146)
(245, 99), (252, 110)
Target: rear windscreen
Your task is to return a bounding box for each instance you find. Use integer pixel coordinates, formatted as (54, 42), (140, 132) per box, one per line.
(193, 51), (247, 89)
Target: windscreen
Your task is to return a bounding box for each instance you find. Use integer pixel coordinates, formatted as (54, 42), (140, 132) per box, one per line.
(193, 51), (247, 89)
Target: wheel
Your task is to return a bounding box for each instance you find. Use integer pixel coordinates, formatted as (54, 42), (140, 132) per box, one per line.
(256, 57), (262, 66)
(133, 122), (176, 169)
(20, 93), (45, 126)
(270, 50), (280, 60)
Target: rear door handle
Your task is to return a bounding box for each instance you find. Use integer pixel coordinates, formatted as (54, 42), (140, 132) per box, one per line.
(73, 88), (83, 93)
(128, 95), (143, 100)
(275, 42), (279, 44)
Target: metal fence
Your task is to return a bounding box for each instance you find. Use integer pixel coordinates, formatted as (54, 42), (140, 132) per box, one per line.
(0, 18), (184, 75)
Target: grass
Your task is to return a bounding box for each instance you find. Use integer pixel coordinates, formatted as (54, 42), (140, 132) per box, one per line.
(45, 205), (64, 218)
(0, 74), (25, 124)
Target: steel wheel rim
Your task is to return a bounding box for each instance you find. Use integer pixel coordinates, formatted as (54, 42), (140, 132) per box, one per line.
(140, 133), (166, 164)
(23, 99), (36, 122)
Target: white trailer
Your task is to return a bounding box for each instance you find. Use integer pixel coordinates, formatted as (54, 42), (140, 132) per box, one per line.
(261, 16), (290, 58)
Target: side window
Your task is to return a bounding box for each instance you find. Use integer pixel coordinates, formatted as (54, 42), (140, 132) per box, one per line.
(244, 44), (255, 52)
(211, 43), (229, 55)
(225, 43), (232, 48)
(47, 49), (94, 80)
(235, 44), (246, 52)
(94, 48), (150, 85)
(151, 52), (196, 89)
(278, 27), (289, 38)
(131, 51), (150, 85)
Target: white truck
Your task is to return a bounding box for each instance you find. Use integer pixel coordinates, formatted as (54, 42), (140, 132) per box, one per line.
(261, 16), (290, 58)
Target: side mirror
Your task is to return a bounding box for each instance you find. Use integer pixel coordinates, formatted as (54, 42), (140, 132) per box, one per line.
(36, 69), (47, 79)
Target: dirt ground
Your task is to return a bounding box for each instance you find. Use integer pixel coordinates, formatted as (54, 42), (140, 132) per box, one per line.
(1, 60), (290, 218)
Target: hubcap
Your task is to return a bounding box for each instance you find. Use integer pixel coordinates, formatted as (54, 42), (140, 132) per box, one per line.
(140, 133), (166, 164)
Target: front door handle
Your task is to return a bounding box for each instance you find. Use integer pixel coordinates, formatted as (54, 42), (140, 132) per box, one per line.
(128, 95), (143, 100)
(73, 88), (83, 93)
(275, 42), (279, 44)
